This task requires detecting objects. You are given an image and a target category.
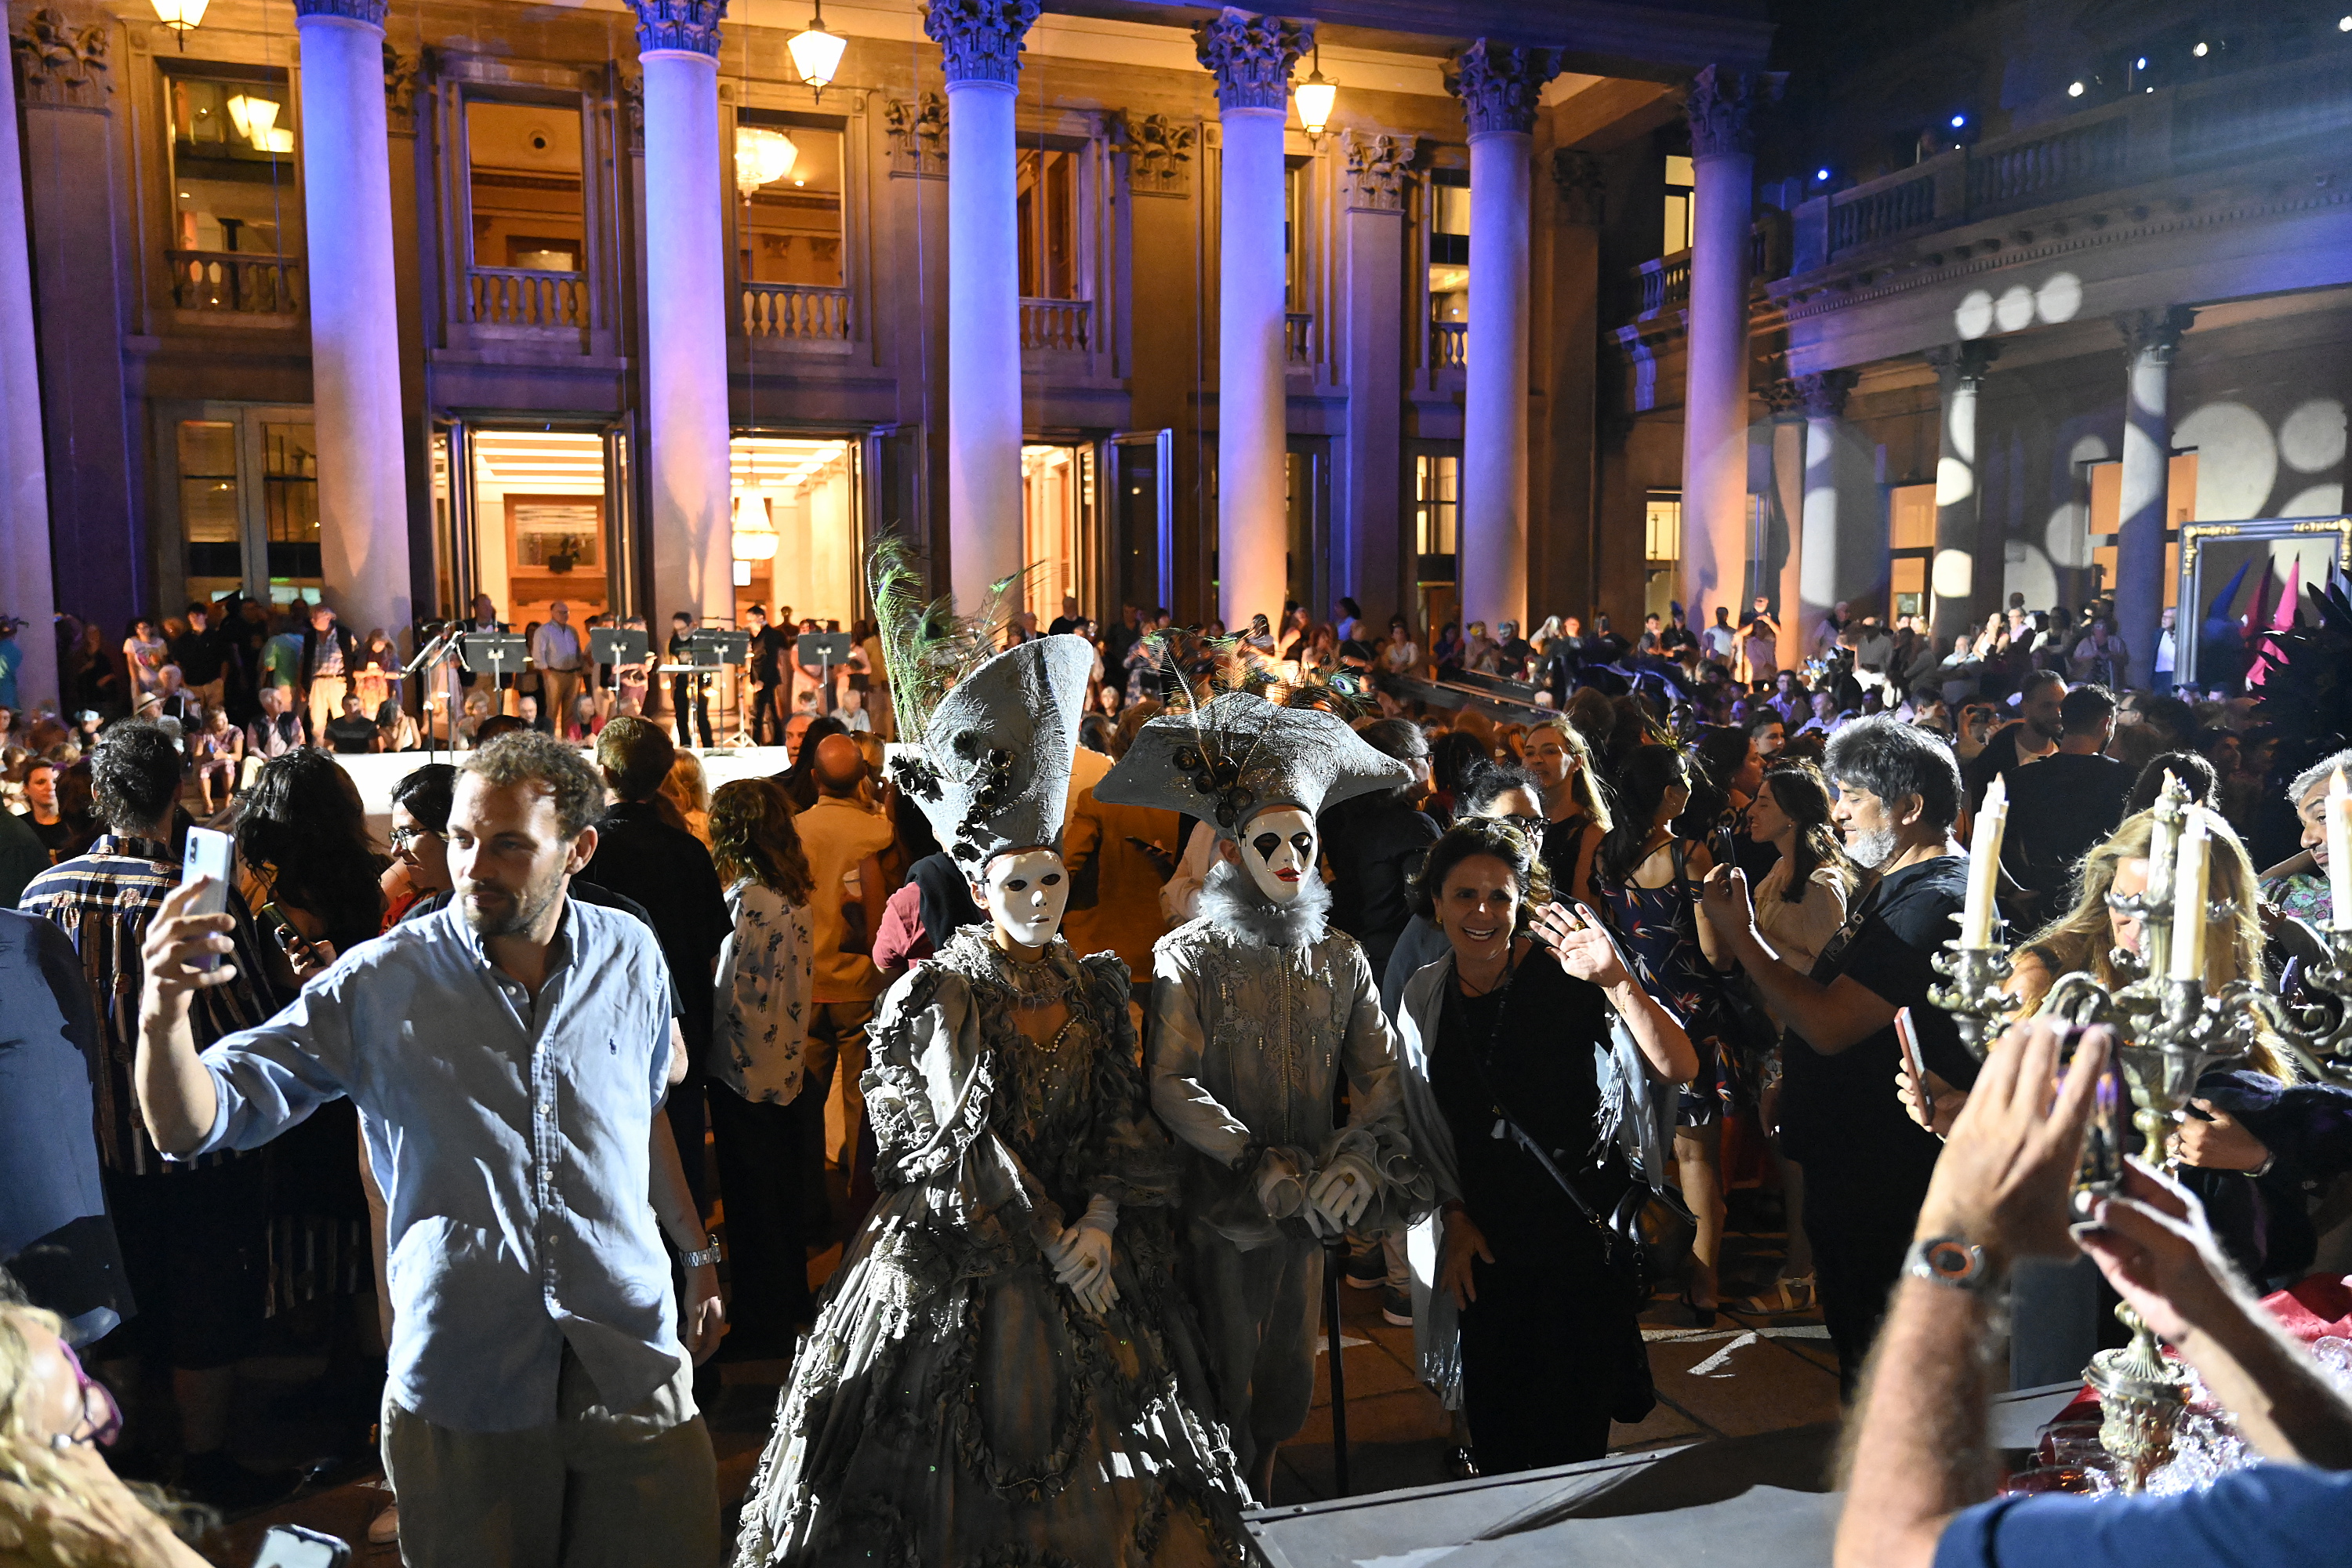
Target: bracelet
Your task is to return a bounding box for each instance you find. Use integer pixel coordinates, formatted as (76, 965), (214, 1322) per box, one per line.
(2251, 1150), (2278, 1179)
(681, 1232), (723, 1269)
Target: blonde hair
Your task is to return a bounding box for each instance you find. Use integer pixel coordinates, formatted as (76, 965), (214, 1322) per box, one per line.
(2017, 808), (2292, 1081)
(1526, 716), (1614, 835)
(0, 1303), (211, 1567)
(659, 750), (710, 816)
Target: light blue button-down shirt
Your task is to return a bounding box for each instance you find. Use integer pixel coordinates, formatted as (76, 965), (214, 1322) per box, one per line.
(187, 898), (681, 1432)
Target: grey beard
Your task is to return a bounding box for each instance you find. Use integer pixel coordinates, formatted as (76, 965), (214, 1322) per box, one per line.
(1845, 826), (1897, 870)
(1198, 856), (1332, 948)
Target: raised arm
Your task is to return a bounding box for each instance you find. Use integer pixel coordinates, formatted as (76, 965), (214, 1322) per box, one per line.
(1699, 864), (1895, 1054)
(134, 880), (235, 1154)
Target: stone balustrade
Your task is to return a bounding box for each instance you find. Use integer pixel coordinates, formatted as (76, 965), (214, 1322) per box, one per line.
(1430, 319), (1467, 368)
(1284, 310), (1315, 368)
(1019, 296), (1091, 353)
(740, 281), (852, 341)
(166, 250), (303, 316)
(466, 266), (588, 329)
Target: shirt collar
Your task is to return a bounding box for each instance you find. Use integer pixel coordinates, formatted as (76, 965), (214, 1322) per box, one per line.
(89, 833), (174, 864)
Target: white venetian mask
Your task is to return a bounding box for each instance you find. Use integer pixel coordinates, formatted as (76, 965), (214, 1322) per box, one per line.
(975, 846), (1069, 952)
(1240, 805), (1317, 904)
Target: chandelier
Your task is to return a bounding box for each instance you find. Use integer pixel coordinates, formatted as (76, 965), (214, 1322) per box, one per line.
(733, 125), (799, 198)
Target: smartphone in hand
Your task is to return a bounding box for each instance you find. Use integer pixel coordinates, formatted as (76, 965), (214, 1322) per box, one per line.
(180, 826), (234, 970)
(1895, 1007), (1933, 1123)
(2070, 1029), (2129, 1221)
(251, 1525), (350, 1568)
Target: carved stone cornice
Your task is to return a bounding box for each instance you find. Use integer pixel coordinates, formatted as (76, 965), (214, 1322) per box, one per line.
(924, 0), (1041, 88)
(1685, 64), (1780, 162)
(1117, 111), (1196, 198)
(1925, 339), (2000, 387)
(292, 0), (388, 25)
(2118, 305), (2195, 365)
(1193, 8), (1306, 115)
(383, 41), (419, 130)
(1338, 129), (1417, 212)
(1763, 376), (1805, 422)
(1795, 368), (1859, 420)
(1444, 39), (1558, 139)
(626, 0), (724, 59)
(1552, 149), (1603, 226)
(884, 93), (949, 179)
(12, 9), (111, 111)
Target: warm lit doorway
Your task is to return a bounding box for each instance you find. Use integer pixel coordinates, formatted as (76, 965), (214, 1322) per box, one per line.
(731, 434), (862, 630)
(1022, 441), (1100, 626)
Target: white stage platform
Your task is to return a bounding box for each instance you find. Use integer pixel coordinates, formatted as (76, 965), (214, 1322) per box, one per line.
(329, 745), (796, 834)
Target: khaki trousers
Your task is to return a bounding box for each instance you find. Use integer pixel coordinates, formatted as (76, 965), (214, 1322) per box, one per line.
(1184, 1218), (1323, 1480)
(381, 1347), (720, 1568)
(307, 675), (347, 742)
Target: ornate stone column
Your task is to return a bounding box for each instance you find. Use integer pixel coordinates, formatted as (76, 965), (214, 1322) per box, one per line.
(1766, 376), (1804, 641)
(0, 17), (59, 708)
(294, 0), (412, 641)
(1925, 340), (1998, 644)
(1337, 130), (1416, 622)
(1796, 368), (1860, 646)
(927, 0), (1040, 608)
(2118, 307), (2194, 689)
(630, 0), (733, 630)
(1448, 41), (1557, 633)
(1196, 7), (1305, 634)
(1677, 67), (1768, 624)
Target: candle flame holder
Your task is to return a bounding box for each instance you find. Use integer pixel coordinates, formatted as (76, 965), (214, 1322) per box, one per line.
(1928, 938), (2020, 1062)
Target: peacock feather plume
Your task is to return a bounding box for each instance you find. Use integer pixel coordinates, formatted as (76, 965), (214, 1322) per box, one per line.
(866, 536), (1029, 745)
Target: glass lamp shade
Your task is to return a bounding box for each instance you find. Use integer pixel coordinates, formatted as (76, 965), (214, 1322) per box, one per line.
(732, 126), (798, 198)
(787, 20), (848, 91)
(1294, 74), (1336, 137)
(731, 495), (780, 562)
(151, 0), (209, 34)
(226, 94), (280, 151)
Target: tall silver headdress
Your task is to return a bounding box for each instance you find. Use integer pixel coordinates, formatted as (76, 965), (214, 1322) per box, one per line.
(871, 543), (1089, 868)
(1095, 688), (1411, 834)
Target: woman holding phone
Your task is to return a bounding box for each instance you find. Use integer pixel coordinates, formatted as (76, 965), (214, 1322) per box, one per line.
(1393, 818), (1695, 1475)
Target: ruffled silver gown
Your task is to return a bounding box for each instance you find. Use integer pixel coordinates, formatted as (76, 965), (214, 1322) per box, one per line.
(731, 927), (1258, 1567)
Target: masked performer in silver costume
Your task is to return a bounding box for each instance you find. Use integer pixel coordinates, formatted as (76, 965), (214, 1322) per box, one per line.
(1097, 687), (1432, 1500)
(731, 559), (1254, 1568)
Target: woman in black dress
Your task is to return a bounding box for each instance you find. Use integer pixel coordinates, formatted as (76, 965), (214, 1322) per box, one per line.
(1396, 818), (1697, 1474)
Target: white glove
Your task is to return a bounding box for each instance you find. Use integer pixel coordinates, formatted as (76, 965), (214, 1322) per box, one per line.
(1051, 1196), (1120, 1315)
(1254, 1148), (1309, 1221)
(1306, 1155), (1376, 1237)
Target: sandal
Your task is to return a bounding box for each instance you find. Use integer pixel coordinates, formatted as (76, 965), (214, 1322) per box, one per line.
(1733, 1274), (1817, 1316)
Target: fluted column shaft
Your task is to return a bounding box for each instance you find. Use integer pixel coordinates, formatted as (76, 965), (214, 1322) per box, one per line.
(296, 0), (412, 641)
(630, 0), (734, 631)
(1450, 42), (1556, 633)
(2118, 307), (2194, 689)
(929, 0), (1040, 608)
(1197, 7), (1304, 634)
(1678, 67), (1763, 624)
(0, 35), (58, 707)
(1926, 341), (1997, 644)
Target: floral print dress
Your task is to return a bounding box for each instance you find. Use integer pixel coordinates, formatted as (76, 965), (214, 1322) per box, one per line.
(713, 878), (814, 1104)
(1595, 842), (1729, 1124)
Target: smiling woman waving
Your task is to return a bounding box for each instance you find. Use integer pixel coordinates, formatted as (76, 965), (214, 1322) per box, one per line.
(1393, 818), (1694, 1476)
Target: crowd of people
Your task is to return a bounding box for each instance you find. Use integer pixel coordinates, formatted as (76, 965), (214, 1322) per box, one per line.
(2, 568), (2350, 1568)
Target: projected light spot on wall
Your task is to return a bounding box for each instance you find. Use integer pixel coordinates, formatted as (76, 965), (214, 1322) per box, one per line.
(1933, 548), (1973, 599)
(2280, 399), (2348, 475)
(1994, 285), (2035, 332)
(1955, 289), (1995, 339)
(2034, 272), (2082, 324)
(2173, 401), (2277, 520)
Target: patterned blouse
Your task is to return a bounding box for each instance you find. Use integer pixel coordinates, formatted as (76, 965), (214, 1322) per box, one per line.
(712, 877), (815, 1104)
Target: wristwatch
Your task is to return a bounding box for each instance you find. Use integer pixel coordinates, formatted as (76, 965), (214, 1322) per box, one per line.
(1903, 1233), (2000, 1293)
(681, 1233), (723, 1269)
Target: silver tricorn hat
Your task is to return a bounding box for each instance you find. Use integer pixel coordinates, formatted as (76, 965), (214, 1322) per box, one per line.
(1094, 689), (1412, 834)
(892, 634), (1092, 867)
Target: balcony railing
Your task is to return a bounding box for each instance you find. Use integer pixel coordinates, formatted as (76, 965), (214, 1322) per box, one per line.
(1800, 53), (2352, 271)
(1285, 311), (1315, 368)
(1624, 221), (1791, 321)
(1431, 320), (1467, 369)
(466, 266), (588, 329)
(165, 250), (302, 315)
(1020, 296), (1092, 354)
(741, 281), (851, 342)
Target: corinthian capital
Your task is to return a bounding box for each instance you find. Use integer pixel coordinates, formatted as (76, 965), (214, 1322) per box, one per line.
(1685, 64), (1781, 161)
(1338, 129), (1417, 211)
(294, 0), (389, 24)
(1552, 150), (1604, 225)
(924, 0), (1042, 88)
(1194, 8), (1307, 114)
(2117, 306), (2195, 365)
(627, 0), (724, 57)
(1795, 368), (1858, 420)
(1445, 40), (1559, 138)
(1925, 341), (2000, 387)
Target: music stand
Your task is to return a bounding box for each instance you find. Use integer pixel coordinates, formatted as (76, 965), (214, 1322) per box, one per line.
(459, 633), (530, 680)
(687, 630), (753, 747)
(797, 632), (854, 725)
(588, 627), (648, 670)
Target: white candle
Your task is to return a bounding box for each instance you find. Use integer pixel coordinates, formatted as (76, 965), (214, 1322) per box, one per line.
(2147, 781), (2177, 909)
(1962, 773), (2008, 949)
(2329, 768), (2352, 932)
(2170, 807), (2210, 983)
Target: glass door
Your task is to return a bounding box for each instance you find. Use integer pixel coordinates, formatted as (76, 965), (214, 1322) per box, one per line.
(1286, 437), (1330, 635)
(1106, 430), (1172, 618)
(164, 403), (320, 612)
(1020, 441), (1100, 626)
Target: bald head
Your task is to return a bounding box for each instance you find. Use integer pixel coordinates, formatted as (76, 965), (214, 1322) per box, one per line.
(814, 733), (866, 797)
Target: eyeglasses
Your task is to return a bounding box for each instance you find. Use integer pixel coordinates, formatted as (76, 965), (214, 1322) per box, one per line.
(1495, 815), (1548, 840)
(389, 826), (441, 851)
(55, 1339), (122, 1449)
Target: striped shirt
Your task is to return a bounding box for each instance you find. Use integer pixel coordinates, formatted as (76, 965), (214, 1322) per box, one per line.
(19, 834), (285, 1175)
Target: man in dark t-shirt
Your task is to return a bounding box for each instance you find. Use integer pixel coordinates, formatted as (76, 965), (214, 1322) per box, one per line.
(1962, 668), (2067, 806)
(1700, 714), (1980, 1392)
(2002, 683), (2132, 920)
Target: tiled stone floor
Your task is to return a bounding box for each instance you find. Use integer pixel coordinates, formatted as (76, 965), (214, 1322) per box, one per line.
(197, 1193), (1834, 1563)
